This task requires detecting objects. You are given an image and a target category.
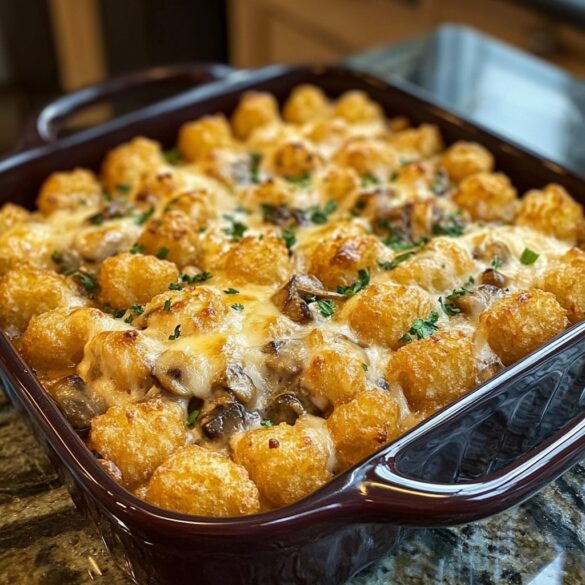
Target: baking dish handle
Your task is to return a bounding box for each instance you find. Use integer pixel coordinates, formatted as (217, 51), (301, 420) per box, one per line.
(356, 321), (585, 527)
(15, 62), (235, 151)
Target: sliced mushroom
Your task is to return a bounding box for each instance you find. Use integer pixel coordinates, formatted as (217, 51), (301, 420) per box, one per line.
(271, 275), (343, 323)
(265, 393), (306, 425)
(45, 375), (106, 430)
(480, 268), (508, 288)
(198, 394), (248, 440)
(214, 363), (256, 404)
(452, 284), (505, 317)
(473, 240), (511, 265)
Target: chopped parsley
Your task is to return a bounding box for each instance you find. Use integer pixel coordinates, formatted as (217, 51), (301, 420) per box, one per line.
(51, 250), (63, 264)
(520, 248), (539, 265)
(64, 269), (97, 292)
(168, 324), (182, 340)
(361, 362), (368, 372)
(307, 200), (338, 225)
(180, 272), (213, 284)
(163, 147), (182, 164)
(378, 251), (415, 271)
(231, 303), (244, 311)
(112, 308), (126, 319)
(260, 420), (273, 427)
(223, 288), (239, 295)
(491, 255), (501, 270)
(223, 219), (248, 241)
(186, 409), (200, 428)
(168, 282), (183, 291)
(115, 184), (131, 194)
(316, 299), (335, 318)
(130, 304), (144, 315)
(156, 246), (170, 260)
(249, 152), (262, 184)
(432, 212), (464, 237)
(282, 227), (296, 250)
(337, 269), (370, 297)
(401, 310), (439, 343)
(101, 191), (112, 202)
(163, 299), (172, 311)
(360, 173), (380, 188)
(439, 276), (475, 316)
(134, 206), (155, 225)
(284, 170), (311, 188)
(129, 243), (144, 254)
(389, 170), (399, 182)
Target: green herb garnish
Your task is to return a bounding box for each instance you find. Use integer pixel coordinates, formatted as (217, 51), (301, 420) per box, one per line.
(282, 227), (296, 250)
(163, 299), (172, 311)
(361, 362), (368, 371)
(156, 246), (170, 260)
(129, 243), (144, 254)
(90, 213), (105, 226)
(439, 276), (475, 316)
(260, 420), (273, 427)
(113, 308), (126, 319)
(307, 200), (338, 225)
(163, 147), (182, 164)
(316, 299), (335, 318)
(51, 250), (63, 264)
(134, 206), (155, 225)
(432, 213), (464, 237)
(249, 152), (262, 184)
(116, 184), (131, 194)
(360, 173), (380, 188)
(169, 282), (183, 291)
(130, 304), (144, 315)
(223, 219), (248, 241)
(520, 248), (539, 265)
(64, 269), (98, 292)
(224, 288), (239, 295)
(337, 269), (370, 297)
(401, 310), (439, 343)
(284, 170), (311, 188)
(168, 324), (182, 340)
(180, 272), (213, 284)
(186, 409), (200, 428)
(378, 251), (415, 271)
(231, 303), (244, 312)
(491, 256), (501, 270)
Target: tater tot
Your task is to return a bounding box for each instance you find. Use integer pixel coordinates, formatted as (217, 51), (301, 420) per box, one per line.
(97, 252), (179, 309)
(341, 282), (434, 349)
(101, 137), (165, 193)
(271, 141), (322, 180)
(231, 91), (280, 141)
(301, 341), (367, 407)
(223, 234), (291, 285)
(333, 90), (383, 123)
(319, 166), (359, 204)
(306, 227), (381, 289)
(139, 286), (227, 336)
(20, 307), (113, 372)
(283, 84), (329, 124)
(144, 444), (260, 516)
(441, 141), (494, 182)
(233, 419), (332, 507)
(388, 124), (444, 158)
(515, 184), (584, 244)
(178, 114), (233, 162)
(136, 209), (203, 268)
(0, 203), (29, 235)
(327, 387), (401, 471)
(333, 137), (398, 179)
(0, 223), (57, 275)
(89, 398), (186, 488)
(386, 330), (477, 413)
(243, 178), (293, 208)
(0, 268), (88, 337)
(453, 172), (518, 222)
(78, 329), (154, 405)
(164, 189), (215, 228)
(541, 248), (585, 323)
(37, 168), (102, 214)
(390, 238), (475, 293)
(479, 289), (568, 366)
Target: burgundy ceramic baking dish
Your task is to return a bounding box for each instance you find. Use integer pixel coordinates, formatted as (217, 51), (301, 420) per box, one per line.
(1, 63), (585, 585)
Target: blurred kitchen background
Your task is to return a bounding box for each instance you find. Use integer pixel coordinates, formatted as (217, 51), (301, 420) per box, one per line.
(2, 0), (585, 153)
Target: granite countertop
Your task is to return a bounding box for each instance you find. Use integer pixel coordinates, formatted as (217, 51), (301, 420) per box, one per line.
(1, 384), (584, 584)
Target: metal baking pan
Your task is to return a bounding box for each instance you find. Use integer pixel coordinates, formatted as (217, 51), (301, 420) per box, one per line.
(1, 63), (584, 585)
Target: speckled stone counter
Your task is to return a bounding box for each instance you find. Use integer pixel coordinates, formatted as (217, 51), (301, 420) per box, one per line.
(0, 384), (583, 584)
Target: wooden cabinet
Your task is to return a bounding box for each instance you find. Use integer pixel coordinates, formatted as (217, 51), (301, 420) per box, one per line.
(229, 0), (585, 77)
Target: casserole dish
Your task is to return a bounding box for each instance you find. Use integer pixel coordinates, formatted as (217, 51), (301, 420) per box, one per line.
(1, 63), (584, 585)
